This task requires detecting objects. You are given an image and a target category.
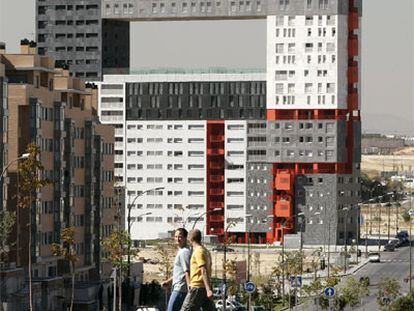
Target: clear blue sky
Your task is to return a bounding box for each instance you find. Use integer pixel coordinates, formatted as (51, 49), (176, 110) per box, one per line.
(0, 0), (413, 134)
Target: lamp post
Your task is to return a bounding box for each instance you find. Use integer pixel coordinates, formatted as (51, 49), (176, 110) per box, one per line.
(126, 186), (164, 310)
(222, 221), (236, 311)
(0, 153), (30, 181)
(245, 214), (253, 311)
(343, 206), (350, 274)
(376, 196), (383, 253)
(410, 212), (412, 292)
(191, 208), (222, 230)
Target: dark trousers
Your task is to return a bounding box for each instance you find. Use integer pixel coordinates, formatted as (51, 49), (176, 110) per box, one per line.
(180, 288), (215, 311)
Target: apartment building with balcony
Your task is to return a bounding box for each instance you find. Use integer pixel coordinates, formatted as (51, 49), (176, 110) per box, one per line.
(94, 0), (362, 247)
(0, 41), (116, 310)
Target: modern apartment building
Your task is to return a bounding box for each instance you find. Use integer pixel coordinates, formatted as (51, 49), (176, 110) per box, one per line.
(36, 0), (362, 246)
(0, 41), (116, 309)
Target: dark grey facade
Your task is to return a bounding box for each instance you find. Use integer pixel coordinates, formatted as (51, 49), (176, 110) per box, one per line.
(36, 0), (129, 80)
(245, 162), (273, 233)
(125, 81), (266, 120)
(295, 171), (360, 245)
(246, 120), (349, 163)
(102, 0), (360, 21)
(36, 0), (362, 81)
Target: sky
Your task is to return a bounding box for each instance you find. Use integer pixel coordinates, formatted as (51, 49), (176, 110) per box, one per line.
(0, 0), (413, 135)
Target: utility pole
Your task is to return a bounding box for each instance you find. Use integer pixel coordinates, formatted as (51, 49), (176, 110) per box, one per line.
(343, 207), (349, 274)
(281, 226), (286, 307)
(247, 231), (251, 311)
(378, 201), (382, 252)
(410, 190), (413, 292)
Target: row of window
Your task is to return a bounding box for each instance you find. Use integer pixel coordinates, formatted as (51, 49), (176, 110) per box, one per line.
(275, 95), (337, 106)
(275, 82), (336, 94)
(275, 15), (336, 27)
(248, 121), (336, 131)
(127, 82), (266, 96)
(129, 204), (205, 210)
(55, 46), (98, 52)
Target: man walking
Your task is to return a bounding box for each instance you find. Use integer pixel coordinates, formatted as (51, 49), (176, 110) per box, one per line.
(162, 228), (191, 311)
(181, 229), (215, 311)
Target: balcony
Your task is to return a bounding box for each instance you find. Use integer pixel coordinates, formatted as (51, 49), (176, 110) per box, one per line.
(275, 199), (292, 218)
(209, 189), (224, 196)
(274, 173), (292, 191)
(209, 215), (224, 222)
(348, 39), (358, 56)
(209, 162), (224, 169)
(347, 93), (359, 110)
(207, 148), (225, 156)
(210, 175), (224, 183)
(209, 202), (224, 209)
(348, 12), (359, 30)
(348, 67), (358, 84)
(210, 135), (224, 142)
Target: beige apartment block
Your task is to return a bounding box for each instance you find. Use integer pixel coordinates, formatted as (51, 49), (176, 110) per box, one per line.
(0, 40), (116, 310)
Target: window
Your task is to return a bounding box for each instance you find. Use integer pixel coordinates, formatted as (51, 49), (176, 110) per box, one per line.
(306, 0), (312, 9)
(275, 44), (284, 54)
(275, 83), (284, 94)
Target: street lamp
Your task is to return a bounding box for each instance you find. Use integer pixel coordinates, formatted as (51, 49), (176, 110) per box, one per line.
(191, 208), (222, 230)
(222, 220), (236, 310)
(126, 186), (164, 310)
(0, 153), (30, 181)
(343, 206), (350, 274)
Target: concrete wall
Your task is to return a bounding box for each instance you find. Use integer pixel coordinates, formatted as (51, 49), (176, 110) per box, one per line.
(102, 0), (349, 21)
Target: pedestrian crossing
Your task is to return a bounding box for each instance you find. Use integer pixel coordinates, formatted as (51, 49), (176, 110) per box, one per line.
(380, 259), (409, 263)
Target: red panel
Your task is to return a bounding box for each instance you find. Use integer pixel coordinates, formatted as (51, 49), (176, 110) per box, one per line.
(348, 67), (358, 83)
(206, 121), (225, 241)
(275, 198), (292, 218)
(275, 172), (293, 191)
(348, 12), (359, 30)
(348, 38), (358, 56)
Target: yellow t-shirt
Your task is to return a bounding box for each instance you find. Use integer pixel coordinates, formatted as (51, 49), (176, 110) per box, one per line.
(190, 245), (212, 288)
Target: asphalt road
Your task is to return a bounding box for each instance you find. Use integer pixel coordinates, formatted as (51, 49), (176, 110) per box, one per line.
(298, 246), (412, 311)
(354, 246), (412, 310)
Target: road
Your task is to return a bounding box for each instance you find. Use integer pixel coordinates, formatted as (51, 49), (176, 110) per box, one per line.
(353, 246), (412, 310)
(298, 245), (412, 310)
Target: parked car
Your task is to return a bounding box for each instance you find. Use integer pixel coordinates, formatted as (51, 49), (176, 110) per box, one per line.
(215, 299), (244, 311)
(384, 243), (396, 252)
(212, 245), (235, 252)
(368, 252), (381, 263)
(397, 231), (409, 239)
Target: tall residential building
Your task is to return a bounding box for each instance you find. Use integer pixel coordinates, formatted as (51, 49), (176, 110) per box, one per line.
(37, 0), (362, 246)
(0, 42), (8, 214)
(0, 41), (116, 309)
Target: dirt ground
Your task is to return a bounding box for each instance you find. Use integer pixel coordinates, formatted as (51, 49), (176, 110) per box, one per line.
(362, 154), (414, 177)
(139, 247), (283, 283)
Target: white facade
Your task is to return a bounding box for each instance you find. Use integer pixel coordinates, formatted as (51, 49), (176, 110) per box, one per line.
(266, 14), (348, 109)
(97, 73), (263, 240)
(125, 120), (208, 240)
(224, 120), (248, 233)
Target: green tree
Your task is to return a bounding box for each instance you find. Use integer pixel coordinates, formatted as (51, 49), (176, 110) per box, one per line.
(377, 278), (401, 308)
(402, 210), (411, 223)
(0, 210), (16, 265)
(51, 227), (77, 311)
(390, 292), (414, 310)
(155, 239), (176, 280)
(103, 229), (137, 310)
(341, 277), (369, 308)
(18, 143), (49, 311)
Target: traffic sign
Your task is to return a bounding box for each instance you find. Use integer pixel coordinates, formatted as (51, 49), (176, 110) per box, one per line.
(290, 276), (302, 288)
(220, 283), (227, 294)
(409, 209), (414, 216)
(324, 287), (335, 298)
(244, 281), (256, 294)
